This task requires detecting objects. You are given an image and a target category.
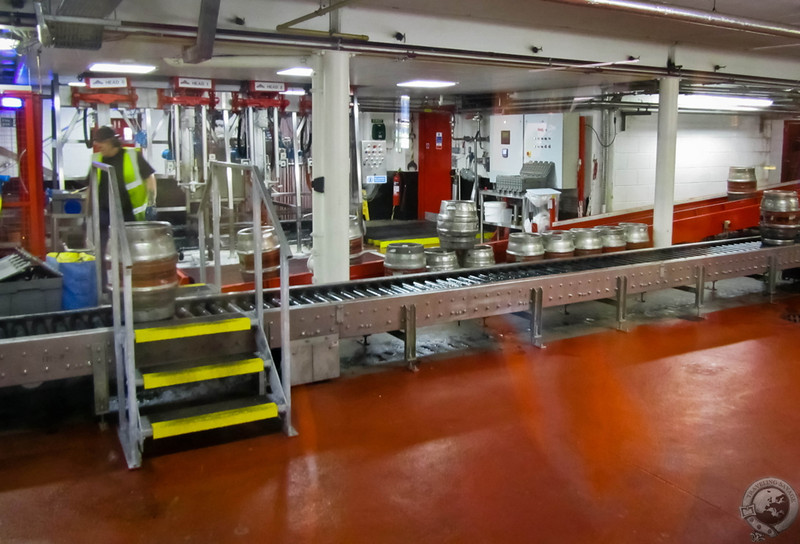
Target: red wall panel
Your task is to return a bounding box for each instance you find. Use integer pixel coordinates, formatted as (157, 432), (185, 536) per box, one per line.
(417, 111), (452, 219)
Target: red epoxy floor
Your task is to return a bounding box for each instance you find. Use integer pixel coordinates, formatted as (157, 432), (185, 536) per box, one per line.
(2, 299), (800, 543)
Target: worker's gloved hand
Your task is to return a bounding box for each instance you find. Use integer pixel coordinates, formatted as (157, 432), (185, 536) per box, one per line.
(145, 206), (157, 221)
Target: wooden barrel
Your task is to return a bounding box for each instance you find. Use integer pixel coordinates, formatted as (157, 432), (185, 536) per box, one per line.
(760, 190), (800, 246)
(727, 166), (757, 200)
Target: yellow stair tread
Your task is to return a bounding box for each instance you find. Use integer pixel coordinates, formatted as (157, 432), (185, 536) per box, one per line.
(147, 400), (278, 440)
(135, 316), (251, 343)
(141, 357), (264, 389)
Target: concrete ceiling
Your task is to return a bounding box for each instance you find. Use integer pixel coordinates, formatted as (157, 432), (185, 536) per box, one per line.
(18, 0), (800, 103)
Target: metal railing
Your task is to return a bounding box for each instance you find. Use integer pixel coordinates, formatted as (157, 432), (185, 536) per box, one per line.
(89, 161), (141, 468)
(197, 160), (295, 435)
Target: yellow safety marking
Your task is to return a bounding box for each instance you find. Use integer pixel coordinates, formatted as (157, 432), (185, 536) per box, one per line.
(361, 191), (370, 221)
(371, 237), (441, 253)
(179, 283), (205, 288)
(142, 358), (264, 389)
(135, 317), (251, 343)
(151, 402), (278, 439)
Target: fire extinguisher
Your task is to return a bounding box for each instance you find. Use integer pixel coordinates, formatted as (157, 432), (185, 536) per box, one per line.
(392, 171), (401, 207)
(391, 171), (401, 219)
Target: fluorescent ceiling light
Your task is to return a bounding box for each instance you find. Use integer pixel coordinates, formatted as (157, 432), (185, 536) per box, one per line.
(279, 88), (306, 95)
(0, 37), (18, 51)
(397, 80), (458, 88)
(68, 81), (86, 87)
(88, 62), (156, 74)
(624, 93), (772, 111)
(679, 94), (773, 110)
(277, 67), (313, 77)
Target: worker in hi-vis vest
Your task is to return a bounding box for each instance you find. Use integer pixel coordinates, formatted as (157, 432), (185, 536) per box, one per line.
(91, 126), (158, 286)
(92, 125), (157, 225)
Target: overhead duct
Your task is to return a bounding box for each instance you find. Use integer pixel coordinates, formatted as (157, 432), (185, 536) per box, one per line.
(182, 0), (221, 64)
(35, 0), (122, 49)
(541, 0), (800, 41)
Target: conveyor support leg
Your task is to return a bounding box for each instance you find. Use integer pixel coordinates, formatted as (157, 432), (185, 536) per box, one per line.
(403, 304), (418, 371)
(616, 276), (628, 331)
(695, 265), (706, 318)
(530, 287), (544, 348)
(767, 256), (779, 303)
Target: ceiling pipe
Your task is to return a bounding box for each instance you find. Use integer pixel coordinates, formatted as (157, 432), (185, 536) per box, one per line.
(183, 0), (220, 64)
(277, 0), (360, 31)
(541, 0), (800, 41)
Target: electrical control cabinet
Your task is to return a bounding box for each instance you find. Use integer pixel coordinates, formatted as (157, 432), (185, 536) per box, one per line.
(523, 113), (579, 189)
(360, 140), (387, 185)
(489, 114), (524, 180)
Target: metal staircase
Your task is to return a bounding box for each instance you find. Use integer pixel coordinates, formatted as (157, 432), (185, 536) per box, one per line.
(92, 160), (295, 469)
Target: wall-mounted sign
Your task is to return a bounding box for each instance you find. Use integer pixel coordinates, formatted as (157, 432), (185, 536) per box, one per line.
(175, 77), (213, 90)
(86, 77), (128, 89)
(251, 81), (286, 93)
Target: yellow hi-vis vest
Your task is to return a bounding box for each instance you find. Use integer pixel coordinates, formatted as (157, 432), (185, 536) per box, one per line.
(93, 148), (148, 221)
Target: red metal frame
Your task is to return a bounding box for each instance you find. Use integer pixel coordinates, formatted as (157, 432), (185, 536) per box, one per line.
(0, 90), (45, 257)
(230, 92), (289, 112)
(157, 88), (218, 109)
(71, 86), (138, 108)
(577, 116), (587, 216)
(554, 181), (800, 243)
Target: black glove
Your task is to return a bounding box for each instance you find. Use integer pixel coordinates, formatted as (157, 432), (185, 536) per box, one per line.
(145, 206), (157, 221)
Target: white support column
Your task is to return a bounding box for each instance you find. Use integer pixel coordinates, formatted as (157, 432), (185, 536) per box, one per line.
(311, 50), (351, 284)
(653, 76), (679, 248)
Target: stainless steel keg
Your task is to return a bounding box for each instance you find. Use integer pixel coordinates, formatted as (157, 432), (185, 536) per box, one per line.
(125, 221), (178, 322)
(506, 232), (545, 262)
(385, 243), (426, 275)
(349, 215), (364, 262)
(236, 226), (281, 281)
(760, 190), (800, 246)
(619, 222), (651, 250)
(542, 231), (575, 259)
(437, 200), (478, 250)
(727, 166), (757, 200)
(425, 248), (459, 272)
(463, 244), (496, 268)
(571, 228), (603, 256)
(594, 226), (627, 253)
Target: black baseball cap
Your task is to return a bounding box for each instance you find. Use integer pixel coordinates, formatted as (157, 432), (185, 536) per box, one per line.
(93, 126), (117, 142)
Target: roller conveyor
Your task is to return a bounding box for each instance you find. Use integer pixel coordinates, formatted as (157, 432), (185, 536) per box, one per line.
(2, 237), (800, 389)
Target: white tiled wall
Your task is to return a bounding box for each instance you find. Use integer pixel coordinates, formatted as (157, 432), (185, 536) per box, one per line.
(610, 113), (777, 211)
